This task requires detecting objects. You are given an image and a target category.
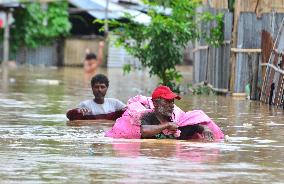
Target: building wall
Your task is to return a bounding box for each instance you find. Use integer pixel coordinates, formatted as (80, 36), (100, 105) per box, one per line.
(64, 37), (103, 66)
(107, 35), (141, 68)
(234, 0), (284, 15)
(202, 0), (284, 14)
(0, 43), (58, 66)
(16, 44), (58, 66)
(202, 0), (228, 9)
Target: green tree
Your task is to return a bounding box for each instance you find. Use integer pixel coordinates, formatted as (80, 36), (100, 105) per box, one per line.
(8, 1), (71, 52)
(100, 0), (223, 91)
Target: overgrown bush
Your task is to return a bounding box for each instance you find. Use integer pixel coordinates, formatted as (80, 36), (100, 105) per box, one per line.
(98, 0), (224, 92)
(1, 1), (71, 52)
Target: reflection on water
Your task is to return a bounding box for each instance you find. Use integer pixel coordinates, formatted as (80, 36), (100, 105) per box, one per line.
(0, 66), (284, 183)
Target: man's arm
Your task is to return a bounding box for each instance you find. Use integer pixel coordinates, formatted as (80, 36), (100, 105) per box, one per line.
(66, 108), (84, 121)
(66, 108), (125, 121)
(141, 122), (178, 138)
(84, 108), (126, 120)
(95, 41), (104, 67)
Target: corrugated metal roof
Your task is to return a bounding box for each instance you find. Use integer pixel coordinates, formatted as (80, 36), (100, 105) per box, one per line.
(69, 0), (150, 24)
(0, 0), (18, 3)
(0, 0), (20, 8)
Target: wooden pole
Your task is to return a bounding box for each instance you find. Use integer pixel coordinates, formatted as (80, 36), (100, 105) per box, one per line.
(2, 9), (10, 92)
(231, 48), (262, 53)
(205, 47), (209, 83)
(251, 53), (260, 100)
(2, 9), (10, 91)
(103, 0), (110, 67)
(229, 0), (241, 92)
(3, 10), (10, 65)
(104, 0), (109, 38)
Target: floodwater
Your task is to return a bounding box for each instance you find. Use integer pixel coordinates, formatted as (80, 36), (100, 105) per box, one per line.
(0, 66), (283, 184)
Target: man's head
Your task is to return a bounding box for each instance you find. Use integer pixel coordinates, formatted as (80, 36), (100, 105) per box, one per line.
(85, 53), (97, 61)
(91, 74), (109, 100)
(151, 85), (181, 117)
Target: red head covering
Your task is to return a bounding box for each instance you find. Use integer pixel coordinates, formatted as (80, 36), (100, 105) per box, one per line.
(152, 85), (181, 100)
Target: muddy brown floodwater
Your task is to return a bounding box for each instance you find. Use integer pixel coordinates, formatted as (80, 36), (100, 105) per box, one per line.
(0, 66), (283, 183)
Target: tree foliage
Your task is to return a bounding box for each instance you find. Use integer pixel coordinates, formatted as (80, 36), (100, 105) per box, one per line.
(99, 0), (224, 91)
(8, 1), (71, 52)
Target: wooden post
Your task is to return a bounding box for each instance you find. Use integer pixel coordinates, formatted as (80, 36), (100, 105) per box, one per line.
(57, 37), (64, 67)
(2, 9), (10, 66)
(104, 0), (109, 38)
(251, 53), (260, 100)
(1, 9), (11, 92)
(229, 0), (241, 92)
(104, 0), (109, 67)
(205, 47), (210, 83)
(247, 53), (253, 98)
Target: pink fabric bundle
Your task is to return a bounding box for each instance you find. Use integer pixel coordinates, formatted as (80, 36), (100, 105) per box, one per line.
(176, 110), (224, 139)
(105, 95), (224, 140)
(105, 95), (151, 139)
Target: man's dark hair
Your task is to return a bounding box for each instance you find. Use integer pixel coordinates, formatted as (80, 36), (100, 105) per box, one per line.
(85, 53), (97, 60)
(91, 74), (109, 87)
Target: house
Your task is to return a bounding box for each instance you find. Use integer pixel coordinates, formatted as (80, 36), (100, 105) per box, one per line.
(0, 0), (148, 67)
(65, 0), (149, 68)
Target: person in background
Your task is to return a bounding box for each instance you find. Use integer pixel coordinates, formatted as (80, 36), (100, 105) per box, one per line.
(83, 41), (104, 87)
(84, 41), (105, 74)
(66, 74), (126, 121)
